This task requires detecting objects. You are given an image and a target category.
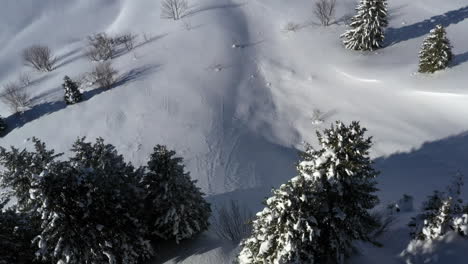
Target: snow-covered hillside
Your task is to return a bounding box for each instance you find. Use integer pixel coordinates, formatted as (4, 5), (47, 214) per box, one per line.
(1, 0), (468, 263)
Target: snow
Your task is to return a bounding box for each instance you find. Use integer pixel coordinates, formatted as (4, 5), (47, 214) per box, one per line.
(1, 0), (468, 263)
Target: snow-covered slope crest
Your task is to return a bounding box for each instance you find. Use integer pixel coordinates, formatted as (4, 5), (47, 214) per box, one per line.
(0, 0), (298, 195)
(1, 0), (468, 262)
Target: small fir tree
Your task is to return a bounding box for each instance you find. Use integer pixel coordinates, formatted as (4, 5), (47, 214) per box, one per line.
(342, 0), (388, 51)
(418, 25), (453, 73)
(409, 174), (468, 240)
(239, 121), (381, 264)
(140, 145), (211, 243)
(62, 76), (82, 104)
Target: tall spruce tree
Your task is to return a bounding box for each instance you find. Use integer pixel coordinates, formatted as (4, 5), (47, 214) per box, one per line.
(0, 138), (61, 212)
(239, 121), (380, 264)
(1, 138), (153, 264)
(63, 76), (82, 104)
(342, 0), (388, 51)
(418, 25), (453, 73)
(140, 145), (211, 243)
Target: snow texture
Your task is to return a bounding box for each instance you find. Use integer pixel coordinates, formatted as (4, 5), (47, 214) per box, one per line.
(1, 0), (468, 263)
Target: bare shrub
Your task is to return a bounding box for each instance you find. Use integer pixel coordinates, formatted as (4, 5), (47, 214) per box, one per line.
(212, 200), (253, 243)
(370, 211), (397, 243)
(311, 108), (326, 125)
(22, 45), (56, 72)
(87, 33), (114, 61)
(283, 22), (301, 32)
(1, 82), (31, 113)
(18, 72), (32, 87)
(114, 33), (137, 52)
(314, 0), (336, 26)
(161, 0), (188, 20)
(90, 62), (118, 89)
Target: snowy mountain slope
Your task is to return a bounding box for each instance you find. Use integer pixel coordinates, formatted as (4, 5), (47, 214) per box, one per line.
(1, 0), (468, 263)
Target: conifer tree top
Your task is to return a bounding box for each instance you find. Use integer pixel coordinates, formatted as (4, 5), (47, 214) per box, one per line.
(342, 0), (388, 51)
(418, 24), (452, 73)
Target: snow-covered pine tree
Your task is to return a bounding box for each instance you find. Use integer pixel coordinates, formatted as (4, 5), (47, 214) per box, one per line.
(62, 75), (82, 104)
(29, 138), (153, 264)
(418, 25), (453, 73)
(239, 121), (380, 264)
(0, 209), (40, 264)
(0, 116), (7, 135)
(0, 138), (62, 212)
(140, 145), (211, 243)
(342, 0), (388, 51)
(238, 166), (322, 264)
(409, 174), (468, 240)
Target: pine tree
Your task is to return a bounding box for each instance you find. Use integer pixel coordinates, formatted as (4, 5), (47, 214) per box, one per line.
(140, 145), (211, 243)
(418, 25), (453, 73)
(239, 121), (380, 264)
(63, 76), (82, 104)
(30, 138), (154, 264)
(0, 138), (62, 212)
(409, 174), (467, 240)
(0, 209), (41, 264)
(1, 138), (153, 264)
(342, 0), (388, 51)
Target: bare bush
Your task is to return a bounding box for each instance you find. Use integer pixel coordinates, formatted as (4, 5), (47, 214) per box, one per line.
(1, 82), (31, 113)
(114, 33), (137, 52)
(283, 22), (301, 32)
(90, 62), (118, 89)
(87, 33), (114, 61)
(212, 200), (253, 243)
(370, 211), (397, 242)
(18, 72), (32, 87)
(311, 108), (325, 125)
(314, 0), (336, 26)
(161, 0), (188, 20)
(22, 45), (56, 72)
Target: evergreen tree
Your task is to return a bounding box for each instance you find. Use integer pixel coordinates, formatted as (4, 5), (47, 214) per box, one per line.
(62, 76), (82, 105)
(0, 209), (41, 264)
(0, 116), (7, 136)
(409, 174), (468, 240)
(239, 121), (380, 264)
(1, 138), (153, 264)
(140, 145), (211, 243)
(0, 138), (62, 212)
(418, 25), (453, 73)
(30, 138), (153, 264)
(342, 0), (388, 51)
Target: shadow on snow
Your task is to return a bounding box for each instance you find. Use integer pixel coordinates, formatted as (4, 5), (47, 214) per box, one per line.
(386, 6), (468, 46)
(2, 64), (160, 136)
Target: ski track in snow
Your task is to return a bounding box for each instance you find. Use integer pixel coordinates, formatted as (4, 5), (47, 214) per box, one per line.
(333, 67), (382, 83)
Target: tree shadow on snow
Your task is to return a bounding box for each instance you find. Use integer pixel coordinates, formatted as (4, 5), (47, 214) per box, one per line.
(2, 65), (160, 136)
(374, 130), (468, 204)
(386, 6), (468, 46)
(151, 233), (236, 263)
(451, 51), (468, 67)
(54, 47), (85, 69)
(113, 34), (168, 59)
